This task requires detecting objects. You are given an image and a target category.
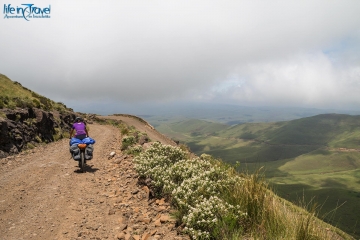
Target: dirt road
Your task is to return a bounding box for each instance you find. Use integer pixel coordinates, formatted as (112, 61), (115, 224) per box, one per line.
(99, 115), (177, 147)
(0, 123), (189, 240)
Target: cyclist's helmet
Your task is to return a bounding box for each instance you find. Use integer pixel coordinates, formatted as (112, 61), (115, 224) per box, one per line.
(75, 117), (82, 122)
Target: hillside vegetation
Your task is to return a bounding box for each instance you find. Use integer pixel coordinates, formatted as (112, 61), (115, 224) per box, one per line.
(0, 74), (70, 112)
(0, 74), (76, 158)
(154, 116), (360, 238)
(131, 141), (352, 239)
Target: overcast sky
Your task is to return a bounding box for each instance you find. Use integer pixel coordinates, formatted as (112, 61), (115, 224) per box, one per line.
(1, 0), (360, 113)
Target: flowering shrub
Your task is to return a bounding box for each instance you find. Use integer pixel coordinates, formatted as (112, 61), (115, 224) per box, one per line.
(169, 158), (242, 210)
(183, 196), (247, 239)
(134, 142), (187, 193)
(134, 142), (247, 239)
(134, 142), (187, 176)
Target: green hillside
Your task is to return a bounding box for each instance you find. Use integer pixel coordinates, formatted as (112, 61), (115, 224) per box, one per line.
(154, 114), (360, 238)
(218, 114), (360, 146)
(156, 118), (228, 141)
(154, 114), (360, 164)
(0, 74), (69, 112)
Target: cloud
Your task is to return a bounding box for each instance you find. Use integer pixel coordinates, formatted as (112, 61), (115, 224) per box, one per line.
(214, 52), (359, 108)
(1, 0), (360, 110)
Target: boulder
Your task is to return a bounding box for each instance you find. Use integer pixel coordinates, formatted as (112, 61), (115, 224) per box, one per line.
(0, 107), (76, 158)
(139, 135), (150, 145)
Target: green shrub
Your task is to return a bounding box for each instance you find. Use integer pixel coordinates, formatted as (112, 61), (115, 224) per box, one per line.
(53, 127), (62, 141)
(8, 101), (16, 110)
(35, 135), (42, 143)
(26, 142), (35, 149)
(38, 96), (53, 110)
(0, 96), (9, 105)
(15, 114), (21, 122)
(32, 99), (40, 108)
(121, 127), (129, 135)
(31, 92), (41, 98)
(24, 118), (36, 126)
(57, 102), (67, 108)
(121, 135), (136, 150)
(13, 97), (34, 108)
(126, 145), (143, 155)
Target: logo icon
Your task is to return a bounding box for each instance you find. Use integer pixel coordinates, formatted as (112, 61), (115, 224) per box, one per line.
(3, 4), (51, 21)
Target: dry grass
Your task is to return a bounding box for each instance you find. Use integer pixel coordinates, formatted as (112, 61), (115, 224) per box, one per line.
(227, 168), (353, 239)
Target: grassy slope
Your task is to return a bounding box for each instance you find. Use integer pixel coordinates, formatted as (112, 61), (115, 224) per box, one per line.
(0, 74), (33, 98)
(154, 114), (360, 238)
(0, 74), (69, 112)
(0, 74), (76, 148)
(156, 119), (228, 141)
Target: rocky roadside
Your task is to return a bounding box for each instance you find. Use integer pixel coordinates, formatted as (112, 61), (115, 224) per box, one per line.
(84, 151), (190, 240)
(0, 107), (76, 158)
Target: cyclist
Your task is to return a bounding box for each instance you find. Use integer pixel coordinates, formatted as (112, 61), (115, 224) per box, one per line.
(69, 117), (89, 140)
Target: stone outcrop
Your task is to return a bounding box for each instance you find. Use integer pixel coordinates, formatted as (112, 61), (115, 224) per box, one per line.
(0, 107), (76, 158)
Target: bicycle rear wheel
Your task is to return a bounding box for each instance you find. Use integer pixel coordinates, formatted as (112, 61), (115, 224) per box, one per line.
(80, 152), (85, 172)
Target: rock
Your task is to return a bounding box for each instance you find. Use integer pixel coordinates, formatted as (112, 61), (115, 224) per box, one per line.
(109, 152), (116, 159)
(114, 158), (122, 164)
(144, 218), (151, 224)
(156, 198), (165, 206)
(117, 232), (125, 239)
(138, 216), (151, 224)
(142, 142), (153, 150)
(118, 224), (127, 231)
(160, 215), (169, 223)
(157, 206), (167, 211)
(154, 218), (161, 227)
(145, 178), (152, 185)
(132, 189), (139, 195)
(0, 150), (8, 158)
(141, 232), (151, 240)
(142, 186), (150, 199)
(139, 135), (150, 145)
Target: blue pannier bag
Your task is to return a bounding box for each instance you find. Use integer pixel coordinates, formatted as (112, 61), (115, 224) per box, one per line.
(69, 137), (95, 160)
(69, 137), (83, 146)
(82, 137), (96, 145)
